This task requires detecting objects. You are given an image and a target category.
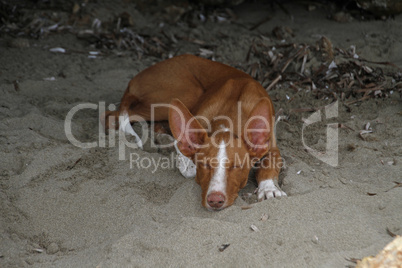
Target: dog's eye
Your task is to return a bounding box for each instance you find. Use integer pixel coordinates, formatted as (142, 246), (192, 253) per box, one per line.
(201, 163), (211, 169)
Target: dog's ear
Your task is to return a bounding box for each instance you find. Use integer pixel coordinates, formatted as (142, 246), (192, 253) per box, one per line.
(244, 98), (273, 158)
(169, 98), (208, 157)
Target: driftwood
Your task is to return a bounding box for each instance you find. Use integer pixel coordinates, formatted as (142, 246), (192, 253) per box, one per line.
(356, 236), (402, 268)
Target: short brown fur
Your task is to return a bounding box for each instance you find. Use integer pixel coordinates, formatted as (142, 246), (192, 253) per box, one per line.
(102, 54), (283, 210)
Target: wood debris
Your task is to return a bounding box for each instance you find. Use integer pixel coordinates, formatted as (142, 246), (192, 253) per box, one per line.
(218, 243), (230, 252)
(385, 181), (402, 192)
(1, 2), (400, 105)
(245, 35), (400, 105)
(386, 228), (397, 238)
(67, 158), (82, 170)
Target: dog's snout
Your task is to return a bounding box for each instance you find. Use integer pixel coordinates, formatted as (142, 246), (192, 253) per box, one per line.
(207, 192), (226, 209)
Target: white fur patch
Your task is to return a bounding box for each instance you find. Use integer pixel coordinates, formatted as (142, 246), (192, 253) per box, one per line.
(174, 142), (196, 178)
(119, 112), (143, 149)
(207, 141), (227, 196)
(219, 124), (230, 132)
(257, 179), (287, 201)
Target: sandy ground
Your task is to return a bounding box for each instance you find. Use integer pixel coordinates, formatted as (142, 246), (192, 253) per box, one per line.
(0, 1), (401, 267)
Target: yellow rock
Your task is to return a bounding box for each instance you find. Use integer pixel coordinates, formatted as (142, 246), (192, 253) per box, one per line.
(356, 236), (402, 268)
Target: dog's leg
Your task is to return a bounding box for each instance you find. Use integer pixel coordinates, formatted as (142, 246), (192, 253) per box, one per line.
(119, 111), (143, 149)
(174, 142), (197, 178)
(118, 93), (144, 149)
(102, 93), (145, 149)
(255, 134), (286, 201)
(244, 101), (286, 201)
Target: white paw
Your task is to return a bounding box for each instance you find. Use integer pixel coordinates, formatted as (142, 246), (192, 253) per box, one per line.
(119, 112), (143, 149)
(257, 179), (286, 201)
(174, 143), (196, 178)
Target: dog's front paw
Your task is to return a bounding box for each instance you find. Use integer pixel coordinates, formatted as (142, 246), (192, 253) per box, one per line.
(176, 153), (196, 178)
(257, 179), (286, 201)
(174, 143), (196, 178)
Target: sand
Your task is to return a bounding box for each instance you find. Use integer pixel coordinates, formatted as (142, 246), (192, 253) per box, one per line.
(0, 1), (401, 267)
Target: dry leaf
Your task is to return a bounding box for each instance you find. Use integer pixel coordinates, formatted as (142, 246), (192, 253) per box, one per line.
(219, 243), (230, 252)
(386, 228), (397, 237)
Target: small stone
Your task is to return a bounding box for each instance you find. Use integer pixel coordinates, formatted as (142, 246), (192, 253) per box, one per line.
(250, 224), (259, 232)
(332, 12), (353, 23)
(25, 257), (35, 265)
(46, 242), (59, 255)
(378, 204), (386, 210)
(260, 213), (269, 221)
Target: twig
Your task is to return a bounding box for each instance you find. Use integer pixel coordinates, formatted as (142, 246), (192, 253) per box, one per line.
(385, 181), (402, 192)
(355, 83), (386, 93)
(301, 53), (307, 74)
(67, 158), (82, 170)
(386, 227), (397, 237)
(345, 95), (370, 105)
(281, 46), (306, 73)
(266, 75), (282, 91)
(359, 58), (402, 71)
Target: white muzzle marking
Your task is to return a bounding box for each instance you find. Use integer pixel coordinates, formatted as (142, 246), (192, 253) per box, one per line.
(207, 141), (227, 196)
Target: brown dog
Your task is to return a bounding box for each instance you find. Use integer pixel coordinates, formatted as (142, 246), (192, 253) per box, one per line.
(102, 54), (286, 211)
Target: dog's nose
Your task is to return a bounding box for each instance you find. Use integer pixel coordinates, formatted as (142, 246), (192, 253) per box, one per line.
(207, 192), (226, 209)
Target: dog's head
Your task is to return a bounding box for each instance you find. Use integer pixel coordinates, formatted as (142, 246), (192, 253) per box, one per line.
(169, 98), (273, 211)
